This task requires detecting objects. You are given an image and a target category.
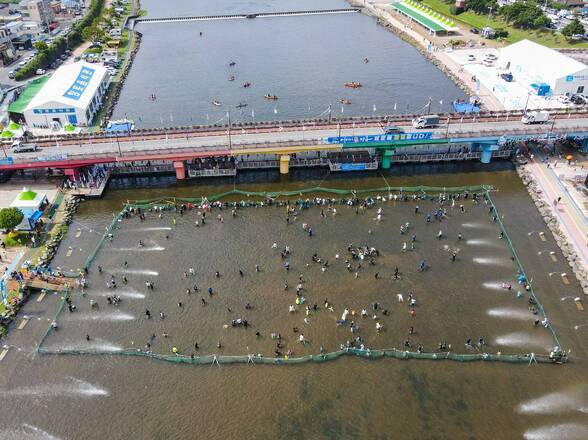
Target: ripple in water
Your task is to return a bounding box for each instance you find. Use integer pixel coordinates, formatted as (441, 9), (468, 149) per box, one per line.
(524, 423), (588, 440)
(482, 281), (509, 291)
(494, 332), (551, 350)
(473, 257), (510, 267)
(0, 424), (62, 440)
(112, 269), (159, 276)
(487, 308), (533, 321)
(461, 222), (489, 229)
(45, 339), (123, 353)
(0, 377), (108, 398)
(109, 246), (166, 252)
(518, 387), (588, 415)
(68, 312), (135, 321)
(466, 238), (500, 248)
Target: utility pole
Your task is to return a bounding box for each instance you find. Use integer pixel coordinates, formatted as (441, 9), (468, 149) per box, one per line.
(227, 111), (232, 149)
(427, 97), (432, 114)
(328, 104), (332, 123)
(116, 135), (122, 156)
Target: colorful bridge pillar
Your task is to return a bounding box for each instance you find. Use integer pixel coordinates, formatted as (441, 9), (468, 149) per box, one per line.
(471, 142), (499, 164)
(380, 150), (394, 169)
(279, 154), (290, 174)
(173, 161), (186, 180)
(63, 168), (80, 181)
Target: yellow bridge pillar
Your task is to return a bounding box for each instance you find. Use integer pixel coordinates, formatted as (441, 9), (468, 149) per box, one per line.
(279, 154), (290, 174)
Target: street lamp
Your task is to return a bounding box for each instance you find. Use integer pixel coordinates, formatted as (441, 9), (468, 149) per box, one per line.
(523, 91), (532, 114)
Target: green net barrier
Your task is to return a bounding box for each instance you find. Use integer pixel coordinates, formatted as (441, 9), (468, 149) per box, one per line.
(46, 191), (65, 221)
(124, 185), (494, 208)
(485, 192), (565, 353)
(36, 346), (557, 365)
(35, 288), (68, 352)
(36, 185), (567, 365)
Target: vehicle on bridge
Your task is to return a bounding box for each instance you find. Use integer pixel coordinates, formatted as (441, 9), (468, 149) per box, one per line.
(384, 125), (404, 134)
(521, 111), (549, 125)
(412, 115), (439, 129)
(11, 140), (39, 153)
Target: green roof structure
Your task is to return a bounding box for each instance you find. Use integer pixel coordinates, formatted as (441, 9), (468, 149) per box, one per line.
(391, 1), (457, 34)
(18, 190), (38, 201)
(8, 76), (50, 114)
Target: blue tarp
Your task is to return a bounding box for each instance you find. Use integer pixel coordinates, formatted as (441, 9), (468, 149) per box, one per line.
(452, 101), (480, 113)
(106, 122), (133, 133)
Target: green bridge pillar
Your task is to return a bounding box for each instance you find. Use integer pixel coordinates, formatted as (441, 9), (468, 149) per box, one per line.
(381, 150), (394, 169)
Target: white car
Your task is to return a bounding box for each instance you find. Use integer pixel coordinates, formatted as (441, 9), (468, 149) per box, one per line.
(18, 61), (26, 67)
(35, 68), (46, 75)
(467, 54), (476, 61)
(557, 95), (571, 104)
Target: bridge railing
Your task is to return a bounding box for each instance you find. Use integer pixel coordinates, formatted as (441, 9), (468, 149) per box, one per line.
(29, 108), (588, 145)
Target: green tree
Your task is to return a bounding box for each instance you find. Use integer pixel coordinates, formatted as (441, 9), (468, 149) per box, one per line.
(33, 41), (48, 52)
(467, 0), (496, 15)
(82, 25), (105, 44)
(0, 208), (24, 232)
(562, 19), (585, 38)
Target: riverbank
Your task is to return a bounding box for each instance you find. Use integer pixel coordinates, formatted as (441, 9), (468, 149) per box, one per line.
(350, 0), (503, 111)
(91, 0), (142, 130)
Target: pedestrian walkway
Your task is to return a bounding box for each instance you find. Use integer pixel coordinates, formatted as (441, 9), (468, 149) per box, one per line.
(524, 154), (588, 272)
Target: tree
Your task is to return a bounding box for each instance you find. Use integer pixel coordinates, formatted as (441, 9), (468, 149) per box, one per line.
(562, 19), (585, 38)
(467, 0), (496, 15)
(82, 25), (105, 44)
(0, 208), (24, 232)
(34, 41), (48, 52)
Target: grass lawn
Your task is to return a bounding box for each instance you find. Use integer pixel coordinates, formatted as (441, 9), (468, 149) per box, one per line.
(420, 0), (588, 48)
(2, 231), (30, 247)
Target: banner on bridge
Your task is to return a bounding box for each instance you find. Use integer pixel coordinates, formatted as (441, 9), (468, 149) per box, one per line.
(325, 132), (433, 144)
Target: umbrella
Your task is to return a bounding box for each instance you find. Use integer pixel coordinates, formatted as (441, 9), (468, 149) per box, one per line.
(1, 130), (14, 138)
(7, 121), (21, 131)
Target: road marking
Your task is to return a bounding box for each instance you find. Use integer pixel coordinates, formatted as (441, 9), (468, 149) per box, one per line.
(66, 248), (73, 257)
(550, 254), (558, 262)
(0, 348), (8, 361)
(562, 275), (570, 285)
(575, 300), (584, 311)
(37, 292), (46, 302)
(17, 318), (29, 330)
(75, 230), (82, 238)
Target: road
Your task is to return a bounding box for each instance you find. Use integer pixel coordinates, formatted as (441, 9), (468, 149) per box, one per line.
(6, 116), (588, 163)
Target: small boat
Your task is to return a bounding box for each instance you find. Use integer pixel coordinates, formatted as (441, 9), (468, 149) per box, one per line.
(212, 100), (222, 106)
(264, 94), (279, 100)
(228, 75), (235, 81)
(236, 102), (248, 109)
(243, 82), (252, 88)
(106, 118), (135, 132)
(340, 98), (352, 105)
(345, 82), (362, 88)
(229, 61), (236, 67)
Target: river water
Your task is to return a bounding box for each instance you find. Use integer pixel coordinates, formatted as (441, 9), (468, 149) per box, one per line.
(0, 163), (587, 439)
(111, 0), (466, 127)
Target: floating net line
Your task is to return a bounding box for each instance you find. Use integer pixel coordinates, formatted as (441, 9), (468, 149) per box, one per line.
(35, 184), (567, 365)
(36, 346), (556, 365)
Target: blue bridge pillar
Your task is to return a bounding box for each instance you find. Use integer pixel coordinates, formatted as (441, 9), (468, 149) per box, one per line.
(581, 138), (588, 153)
(471, 142), (499, 164)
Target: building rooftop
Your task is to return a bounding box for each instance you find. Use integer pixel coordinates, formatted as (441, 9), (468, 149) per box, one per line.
(499, 39), (588, 85)
(24, 61), (108, 111)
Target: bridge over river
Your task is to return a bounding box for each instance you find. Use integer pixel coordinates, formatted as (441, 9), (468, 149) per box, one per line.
(130, 8), (360, 27)
(2, 111), (588, 177)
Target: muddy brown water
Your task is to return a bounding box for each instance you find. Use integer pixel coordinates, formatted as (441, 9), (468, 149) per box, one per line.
(0, 164), (587, 440)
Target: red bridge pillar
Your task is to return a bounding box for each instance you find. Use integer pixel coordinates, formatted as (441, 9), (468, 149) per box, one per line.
(63, 168), (80, 180)
(173, 161), (186, 180)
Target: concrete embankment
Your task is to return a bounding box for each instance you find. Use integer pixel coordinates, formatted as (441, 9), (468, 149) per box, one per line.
(517, 164), (588, 295)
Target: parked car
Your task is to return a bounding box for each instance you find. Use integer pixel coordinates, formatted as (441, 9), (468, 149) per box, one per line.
(521, 111), (549, 124)
(8, 71), (15, 79)
(570, 94), (586, 105)
(35, 68), (46, 75)
(467, 54), (476, 61)
(470, 28), (479, 34)
(557, 95), (571, 104)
